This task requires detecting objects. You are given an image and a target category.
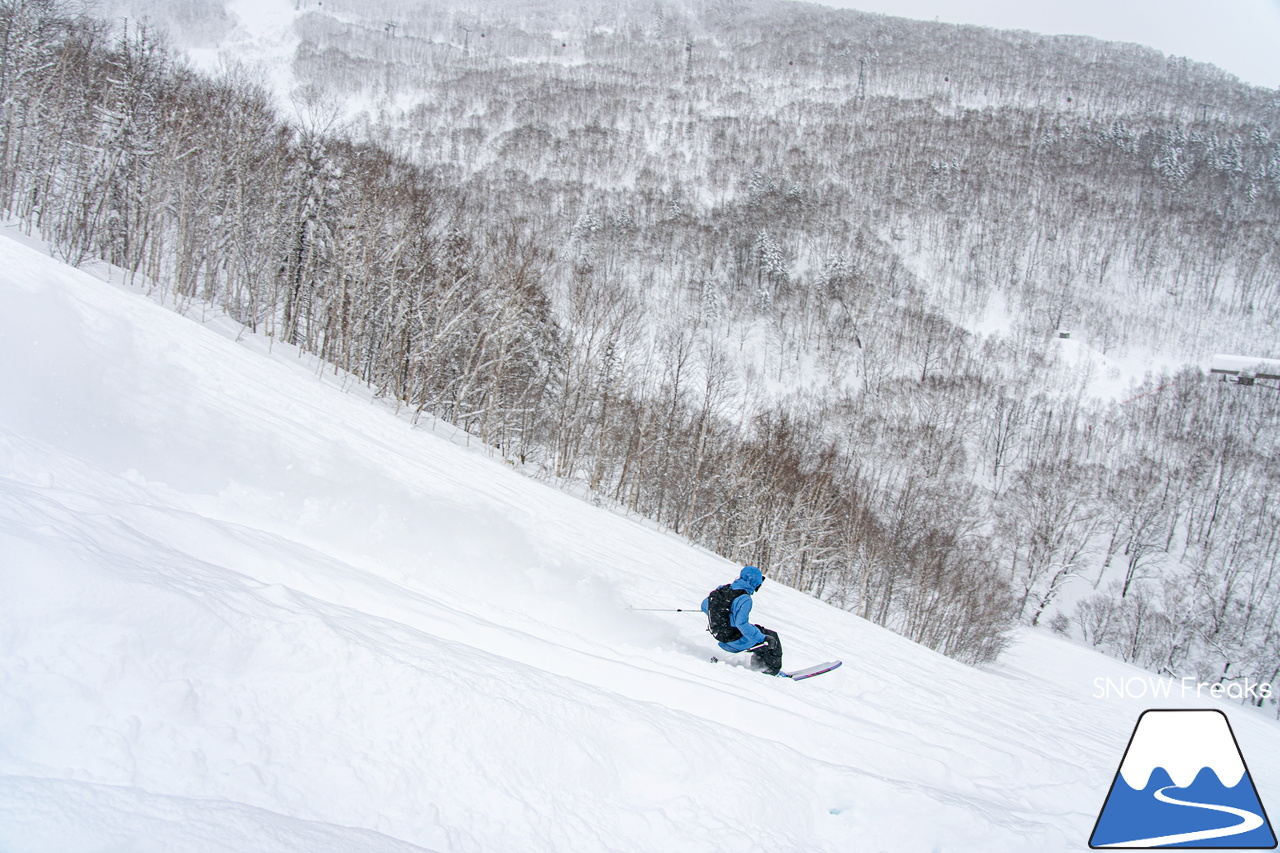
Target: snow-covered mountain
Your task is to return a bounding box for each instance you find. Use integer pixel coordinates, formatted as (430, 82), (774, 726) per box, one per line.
(2, 230), (1278, 850)
(5, 0), (1259, 689)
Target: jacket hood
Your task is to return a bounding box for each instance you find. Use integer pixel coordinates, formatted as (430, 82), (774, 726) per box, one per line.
(732, 565), (764, 592)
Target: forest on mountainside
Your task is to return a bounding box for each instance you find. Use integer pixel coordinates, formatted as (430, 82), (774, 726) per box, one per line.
(4, 0), (1279, 699)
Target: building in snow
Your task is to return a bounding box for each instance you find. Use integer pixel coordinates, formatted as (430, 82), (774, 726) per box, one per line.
(1210, 354), (1280, 386)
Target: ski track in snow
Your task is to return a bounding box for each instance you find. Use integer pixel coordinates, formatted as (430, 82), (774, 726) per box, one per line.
(1, 231), (1278, 851)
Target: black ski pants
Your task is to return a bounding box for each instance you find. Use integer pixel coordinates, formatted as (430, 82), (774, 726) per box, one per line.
(749, 626), (782, 675)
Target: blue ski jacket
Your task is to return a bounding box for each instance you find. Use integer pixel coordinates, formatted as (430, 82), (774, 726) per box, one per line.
(701, 566), (766, 652)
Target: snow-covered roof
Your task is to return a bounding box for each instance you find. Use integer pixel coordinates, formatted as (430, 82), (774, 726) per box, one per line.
(1210, 353), (1280, 379)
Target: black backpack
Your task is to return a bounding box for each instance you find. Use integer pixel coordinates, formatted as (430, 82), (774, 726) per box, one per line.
(706, 584), (748, 642)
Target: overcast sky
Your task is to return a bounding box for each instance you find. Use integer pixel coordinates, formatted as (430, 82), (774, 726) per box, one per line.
(806, 0), (1280, 90)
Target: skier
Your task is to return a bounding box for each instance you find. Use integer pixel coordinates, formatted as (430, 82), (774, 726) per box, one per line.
(701, 565), (783, 675)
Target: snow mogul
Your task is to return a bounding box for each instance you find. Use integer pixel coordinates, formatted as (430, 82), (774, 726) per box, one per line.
(701, 565), (782, 675)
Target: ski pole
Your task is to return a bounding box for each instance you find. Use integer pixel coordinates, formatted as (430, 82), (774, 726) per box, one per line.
(628, 607), (702, 612)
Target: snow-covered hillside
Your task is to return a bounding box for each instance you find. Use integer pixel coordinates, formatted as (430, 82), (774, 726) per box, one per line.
(0, 232), (1277, 852)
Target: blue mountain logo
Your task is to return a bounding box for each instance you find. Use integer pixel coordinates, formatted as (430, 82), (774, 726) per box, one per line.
(1091, 709), (1277, 848)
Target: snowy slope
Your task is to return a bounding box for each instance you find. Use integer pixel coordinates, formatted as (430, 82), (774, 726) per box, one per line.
(181, 0), (301, 113)
(1, 232), (1278, 852)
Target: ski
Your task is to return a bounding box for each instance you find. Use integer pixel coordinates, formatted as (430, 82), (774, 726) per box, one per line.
(711, 657), (842, 681)
(779, 660), (842, 680)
